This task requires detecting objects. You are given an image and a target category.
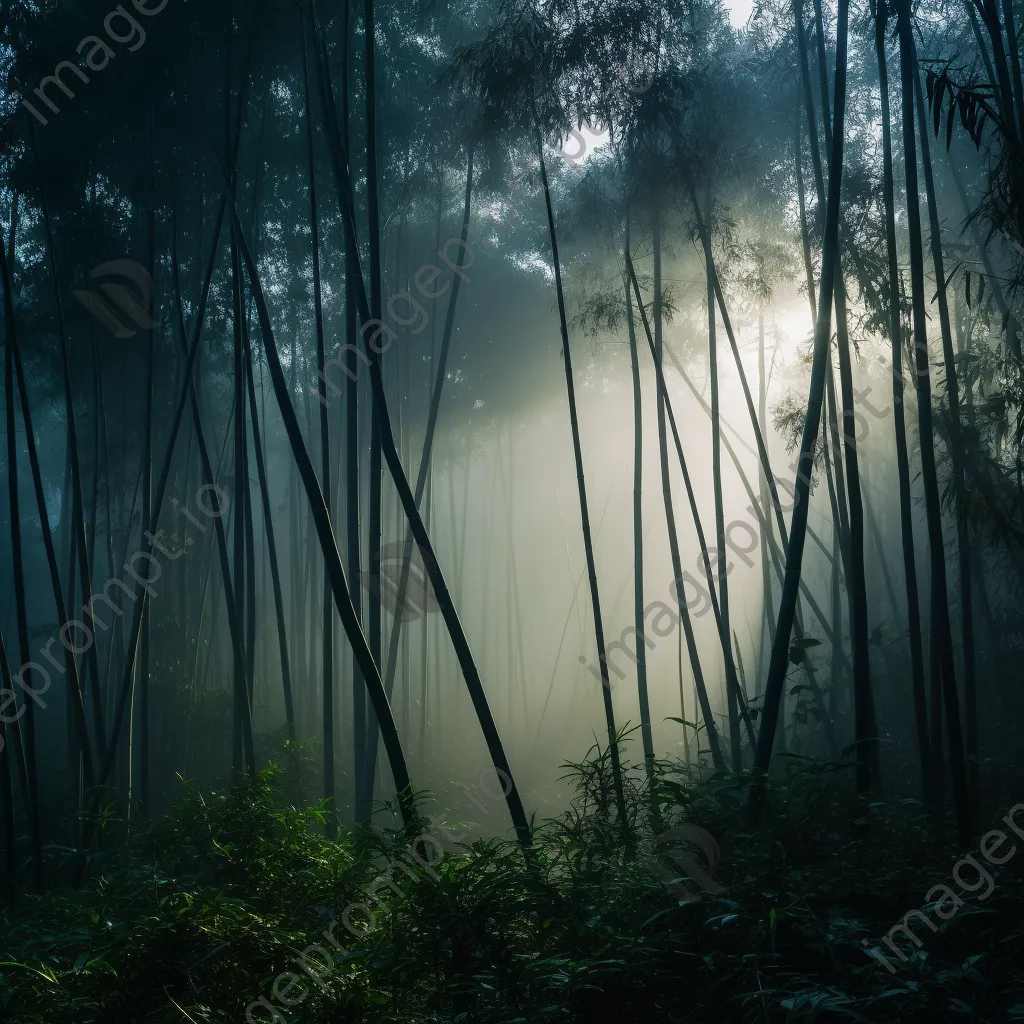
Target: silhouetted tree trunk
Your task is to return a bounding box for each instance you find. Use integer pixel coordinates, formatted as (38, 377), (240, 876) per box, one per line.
(807, 4), (876, 795)
(758, 307), (776, 649)
(701, 214), (743, 769)
(172, 232), (255, 779)
(912, 69), (978, 806)
(244, 299), (295, 742)
(321, 8), (534, 851)
(1, 240), (95, 879)
(532, 116), (630, 831)
(896, 0), (971, 841)
(93, 198), (231, 828)
(750, 0), (851, 824)
(341, 0), (365, 822)
(794, 0), (826, 220)
(140, 127), (156, 818)
(365, 143), (477, 801)
(834, 272), (877, 801)
(623, 216), (654, 780)
(32, 135), (107, 769)
(627, 255), (753, 756)
(231, 205), (416, 827)
(824, 370), (851, 577)
(683, 177), (792, 553)
(2, 336), (36, 890)
(361, 0), (385, 825)
(0, 629), (16, 903)
(302, 15), (336, 835)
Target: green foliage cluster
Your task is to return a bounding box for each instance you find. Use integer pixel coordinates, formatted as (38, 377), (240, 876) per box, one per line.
(2, 749), (1023, 1023)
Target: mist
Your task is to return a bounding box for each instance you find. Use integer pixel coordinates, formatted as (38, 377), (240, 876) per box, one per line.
(2, 0), (1024, 1019)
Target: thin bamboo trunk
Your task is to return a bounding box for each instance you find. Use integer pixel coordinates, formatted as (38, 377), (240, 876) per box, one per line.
(2, 243), (95, 875)
(32, 137), (108, 767)
(896, 0), (971, 840)
(361, 0), (385, 826)
(623, 217), (654, 779)
(913, 69), (978, 806)
(533, 114), (630, 830)
(302, 16), (336, 834)
(172, 243), (254, 777)
(0, 636), (15, 903)
(682, 175), (791, 550)
(366, 143), (476, 797)
(244, 305), (295, 740)
(757, 308), (776, 649)
(833, 272), (877, 800)
(2, 342), (37, 890)
(139, 137), (155, 817)
(702, 218), (742, 769)
(92, 197), (231, 814)
(342, 0), (365, 816)
(807, 20), (877, 790)
(751, 0), (851, 824)
(627, 256), (754, 753)
(231, 243), (248, 767)
(313, 19), (531, 849)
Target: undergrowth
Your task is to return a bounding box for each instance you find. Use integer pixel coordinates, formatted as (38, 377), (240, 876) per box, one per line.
(2, 742), (1023, 1023)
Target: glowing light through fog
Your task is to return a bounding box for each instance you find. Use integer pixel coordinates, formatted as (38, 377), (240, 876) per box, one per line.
(726, 0), (756, 28)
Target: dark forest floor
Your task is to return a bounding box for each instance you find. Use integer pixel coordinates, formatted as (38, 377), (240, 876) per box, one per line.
(2, 746), (1024, 1023)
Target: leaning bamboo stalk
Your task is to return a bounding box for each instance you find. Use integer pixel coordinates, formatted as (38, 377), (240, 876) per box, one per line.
(682, 171), (791, 549)
(532, 110), (632, 824)
(757, 308), (777, 652)
(807, 5), (876, 795)
(627, 255), (755, 751)
(663, 338), (847, 672)
(229, 201), (418, 823)
(312, 14), (531, 848)
(1, 236), (93, 880)
(912, 68), (978, 805)
(362, 0), (385, 824)
(700, 220), (744, 767)
(30, 133), (108, 766)
(0, 627), (18, 902)
(896, 0), (970, 840)
(139, 122), (156, 816)
(244, 293), (296, 742)
(750, 0), (852, 823)
(171, 231), (255, 776)
(301, 15), (337, 834)
(3, 256), (39, 887)
(93, 199), (228, 805)
(623, 217), (655, 779)
(365, 142), (477, 802)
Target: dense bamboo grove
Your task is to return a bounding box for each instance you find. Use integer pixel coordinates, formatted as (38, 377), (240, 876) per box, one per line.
(1, 0), (1024, 1018)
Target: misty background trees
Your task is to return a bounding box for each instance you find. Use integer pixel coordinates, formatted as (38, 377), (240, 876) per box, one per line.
(0, 0), (1022, 898)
